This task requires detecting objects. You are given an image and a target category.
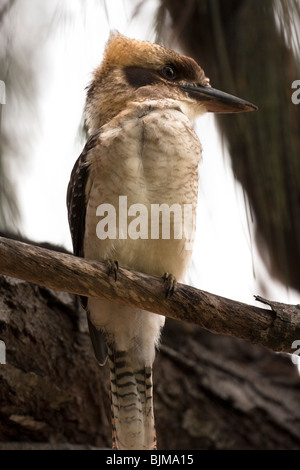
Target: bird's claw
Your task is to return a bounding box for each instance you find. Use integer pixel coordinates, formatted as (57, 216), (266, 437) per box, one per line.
(162, 273), (177, 299)
(106, 259), (119, 281)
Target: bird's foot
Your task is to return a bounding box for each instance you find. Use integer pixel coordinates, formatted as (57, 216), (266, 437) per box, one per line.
(162, 273), (177, 299)
(106, 259), (119, 281)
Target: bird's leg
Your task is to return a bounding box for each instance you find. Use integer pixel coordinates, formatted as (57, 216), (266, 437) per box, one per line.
(162, 272), (177, 299)
(106, 259), (119, 281)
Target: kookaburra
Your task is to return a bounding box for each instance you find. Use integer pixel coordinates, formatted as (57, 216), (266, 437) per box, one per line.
(67, 32), (257, 450)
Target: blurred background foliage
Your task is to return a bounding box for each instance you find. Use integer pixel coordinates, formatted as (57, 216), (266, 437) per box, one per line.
(0, 0), (68, 230)
(0, 0), (299, 294)
(155, 0), (300, 293)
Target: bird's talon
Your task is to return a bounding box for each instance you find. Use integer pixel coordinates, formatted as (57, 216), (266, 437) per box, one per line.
(106, 259), (119, 281)
(162, 273), (177, 298)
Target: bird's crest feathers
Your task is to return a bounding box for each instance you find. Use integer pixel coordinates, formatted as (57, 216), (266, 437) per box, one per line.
(94, 31), (209, 86)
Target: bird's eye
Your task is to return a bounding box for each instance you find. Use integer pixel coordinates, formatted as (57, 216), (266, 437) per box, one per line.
(161, 65), (177, 81)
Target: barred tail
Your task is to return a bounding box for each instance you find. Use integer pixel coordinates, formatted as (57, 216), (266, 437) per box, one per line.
(108, 347), (157, 450)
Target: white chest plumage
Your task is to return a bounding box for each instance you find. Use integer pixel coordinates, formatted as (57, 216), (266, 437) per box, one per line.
(84, 99), (202, 280)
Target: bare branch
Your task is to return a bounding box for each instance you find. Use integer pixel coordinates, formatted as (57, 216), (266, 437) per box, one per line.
(0, 236), (299, 354)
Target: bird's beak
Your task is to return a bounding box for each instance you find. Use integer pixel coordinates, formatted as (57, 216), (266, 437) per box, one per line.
(180, 85), (257, 113)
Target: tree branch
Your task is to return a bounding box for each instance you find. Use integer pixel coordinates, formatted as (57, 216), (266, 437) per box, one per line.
(0, 236), (299, 354)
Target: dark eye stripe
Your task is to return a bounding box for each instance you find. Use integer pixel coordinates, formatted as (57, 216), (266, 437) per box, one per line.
(124, 66), (161, 88)
(124, 59), (200, 89)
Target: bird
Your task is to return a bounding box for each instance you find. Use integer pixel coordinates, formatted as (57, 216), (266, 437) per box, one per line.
(67, 31), (257, 450)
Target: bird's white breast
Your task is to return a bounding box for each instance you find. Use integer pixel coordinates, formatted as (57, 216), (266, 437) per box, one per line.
(84, 99), (202, 281)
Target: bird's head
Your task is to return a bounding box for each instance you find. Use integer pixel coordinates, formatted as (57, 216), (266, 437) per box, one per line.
(85, 32), (257, 134)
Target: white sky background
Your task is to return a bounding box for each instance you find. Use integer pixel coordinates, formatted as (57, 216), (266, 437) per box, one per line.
(7, 0), (300, 306)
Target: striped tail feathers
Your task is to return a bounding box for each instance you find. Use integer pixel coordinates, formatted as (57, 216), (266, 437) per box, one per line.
(108, 347), (157, 450)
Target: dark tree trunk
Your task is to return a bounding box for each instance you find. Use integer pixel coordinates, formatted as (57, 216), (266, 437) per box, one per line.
(0, 274), (299, 449)
(0, 275), (111, 447)
(156, 323), (300, 449)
